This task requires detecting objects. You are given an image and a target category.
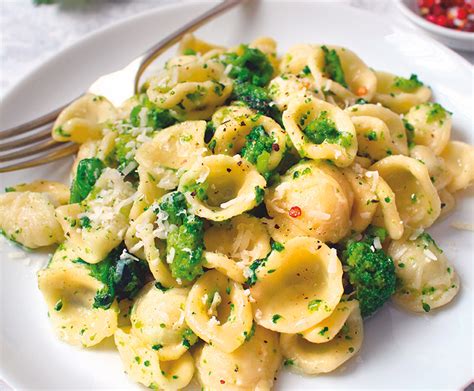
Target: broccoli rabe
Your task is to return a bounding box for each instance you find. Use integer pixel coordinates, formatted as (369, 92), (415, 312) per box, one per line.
(74, 245), (150, 309)
(241, 125), (274, 177)
(129, 102), (176, 130)
(225, 46), (274, 87)
(321, 45), (348, 88)
(393, 74), (424, 92)
(231, 82), (281, 123)
(70, 158), (105, 203)
(303, 111), (352, 148)
(342, 226), (396, 317)
(156, 192), (205, 281)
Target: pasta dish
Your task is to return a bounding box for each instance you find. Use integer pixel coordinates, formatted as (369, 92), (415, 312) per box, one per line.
(0, 34), (473, 390)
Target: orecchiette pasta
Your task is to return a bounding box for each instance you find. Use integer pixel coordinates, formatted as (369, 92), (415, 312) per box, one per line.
(3, 34), (472, 390)
(250, 237), (343, 333)
(194, 325), (281, 390)
(389, 232), (459, 312)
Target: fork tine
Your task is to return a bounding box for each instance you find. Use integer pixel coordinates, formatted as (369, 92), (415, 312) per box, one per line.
(0, 124), (52, 151)
(0, 102), (69, 138)
(0, 143), (78, 173)
(0, 138), (60, 162)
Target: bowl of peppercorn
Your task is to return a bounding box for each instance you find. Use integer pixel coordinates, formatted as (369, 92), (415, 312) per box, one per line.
(396, 0), (474, 52)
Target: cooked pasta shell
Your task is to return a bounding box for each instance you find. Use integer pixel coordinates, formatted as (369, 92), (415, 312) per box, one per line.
(250, 237), (343, 333)
(264, 160), (353, 243)
(389, 232), (459, 313)
(178, 33), (226, 55)
(0, 191), (63, 248)
(280, 300), (363, 374)
(52, 94), (117, 143)
(185, 270), (253, 352)
(38, 261), (118, 347)
(115, 328), (194, 390)
(439, 141), (474, 193)
(131, 282), (192, 361)
(6, 180), (69, 206)
(283, 97), (357, 167)
(410, 145), (452, 190)
(194, 325), (281, 391)
(373, 71), (431, 114)
(179, 155), (266, 221)
(56, 168), (135, 264)
(371, 155), (441, 230)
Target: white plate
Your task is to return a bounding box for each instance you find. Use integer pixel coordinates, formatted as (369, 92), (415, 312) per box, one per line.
(1, 1), (473, 389)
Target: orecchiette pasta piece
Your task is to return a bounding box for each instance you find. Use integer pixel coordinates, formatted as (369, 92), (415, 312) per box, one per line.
(280, 300), (363, 374)
(341, 165), (378, 233)
(388, 232), (459, 313)
(56, 168), (135, 263)
(439, 141), (474, 193)
(0, 191), (63, 248)
(371, 174), (404, 240)
(302, 299), (360, 344)
(131, 282), (194, 361)
(38, 263), (118, 347)
(6, 180), (69, 205)
(283, 97), (357, 167)
(203, 214), (271, 283)
(268, 74), (324, 112)
(147, 55), (232, 120)
(346, 103), (408, 155)
(279, 44), (323, 75)
(52, 94), (117, 143)
(410, 145), (452, 190)
(211, 106), (287, 171)
(250, 237), (343, 333)
(405, 102), (452, 155)
(178, 33), (226, 55)
(115, 328), (194, 390)
(124, 209), (177, 287)
(373, 71), (431, 114)
(179, 155), (266, 222)
(185, 270), (253, 352)
(264, 160), (353, 243)
(371, 155), (441, 229)
(194, 325), (281, 391)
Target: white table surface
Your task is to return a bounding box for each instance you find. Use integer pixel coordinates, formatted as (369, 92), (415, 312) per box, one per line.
(0, 0), (472, 389)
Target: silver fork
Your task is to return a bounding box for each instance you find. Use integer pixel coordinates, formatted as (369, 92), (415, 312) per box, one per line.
(0, 0), (245, 173)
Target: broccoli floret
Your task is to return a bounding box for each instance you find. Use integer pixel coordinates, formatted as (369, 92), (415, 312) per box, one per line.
(231, 82), (281, 123)
(303, 111), (352, 147)
(157, 192), (204, 281)
(75, 245), (150, 309)
(241, 125), (274, 176)
(130, 104), (176, 129)
(225, 46), (274, 87)
(393, 74), (424, 92)
(342, 226), (396, 317)
(321, 45), (348, 88)
(70, 158), (105, 203)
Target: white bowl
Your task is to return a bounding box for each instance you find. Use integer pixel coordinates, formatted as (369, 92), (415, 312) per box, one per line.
(396, 0), (474, 52)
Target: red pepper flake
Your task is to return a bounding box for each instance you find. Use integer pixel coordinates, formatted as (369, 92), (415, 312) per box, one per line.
(272, 143), (280, 151)
(356, 86), (367, 96)
(220, 380), (226, 384)
(289, 206), (302, 218)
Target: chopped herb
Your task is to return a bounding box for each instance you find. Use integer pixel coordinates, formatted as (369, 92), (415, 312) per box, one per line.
(393, 74), (424, 92)
(271, 314), (282, 323)
(303, 110), (352, 147)
(426, 103), (448, 124)
(255, 186), (265, 204)
(271, 241), (285, 252)
(54, 299), (63, 312)
(422, 302), (431, 313)
(308, 299), (322, 312)
(321, 45), (347, 88)
(318, 326), (329, 336)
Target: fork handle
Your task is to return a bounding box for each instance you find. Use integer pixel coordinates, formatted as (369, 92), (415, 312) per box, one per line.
(134, 0), (246, 92)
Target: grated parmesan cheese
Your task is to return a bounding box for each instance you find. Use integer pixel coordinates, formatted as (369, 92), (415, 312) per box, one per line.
(373, 236), (382, 250)
(424, 249), (438, 261)
(409, 228), (424, 241)
(450, 221), (474, 231)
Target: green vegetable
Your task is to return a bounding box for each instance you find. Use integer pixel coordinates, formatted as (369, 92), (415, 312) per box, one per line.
(183, 48), (197, 55)
(321, 45), (347, 88)
(303, 111), (352, 148)
(156, 192), (204, 281)
(79, 216), (92, 230)
(181, 328), (198, 349)
(245, 258), (266, 286)
(393, 74), (424, 92)
(342, 226), (396, 317)
(426, 103), (448, 124)
(254, 186), (265, 205)
(403, 119), (416, 148)
(244, 323), (256, 341)
(225, 46), (274, 87)
(271, 241), (284, 252)
(74, 245), (150, 309)
(129, 96), (176, 130)
(181, 181), (209, 201)
(70, 158), (105, 204)
(241, 125), (274, 176)
(271, 314), (282, 323)
(231, 82), (281, 123)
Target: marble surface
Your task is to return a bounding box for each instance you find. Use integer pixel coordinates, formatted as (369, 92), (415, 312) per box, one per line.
(0, 0), (472, 97)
